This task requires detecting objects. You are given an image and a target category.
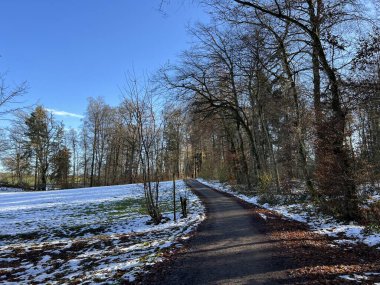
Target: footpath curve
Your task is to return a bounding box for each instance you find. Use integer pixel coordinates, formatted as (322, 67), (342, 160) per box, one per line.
(144, 179), (294, 285)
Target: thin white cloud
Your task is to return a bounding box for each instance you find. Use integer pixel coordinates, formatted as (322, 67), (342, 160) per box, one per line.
(46, 108), (84, 119)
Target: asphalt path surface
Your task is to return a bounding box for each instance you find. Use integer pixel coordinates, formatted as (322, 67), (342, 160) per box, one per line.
(145, 179), (293, 285)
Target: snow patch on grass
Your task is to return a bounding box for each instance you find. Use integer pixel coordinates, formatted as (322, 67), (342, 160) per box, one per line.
(0, 180), (205, 283)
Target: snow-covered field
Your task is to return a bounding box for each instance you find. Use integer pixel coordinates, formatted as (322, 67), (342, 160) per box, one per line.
(197, 178), (380, 248)
(0, 187), (23, 193)
(0, 180), (205, 284)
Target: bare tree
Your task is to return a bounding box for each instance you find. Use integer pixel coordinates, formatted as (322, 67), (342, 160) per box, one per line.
(0, 73), (27, 119)
(121, 76), (163, 224)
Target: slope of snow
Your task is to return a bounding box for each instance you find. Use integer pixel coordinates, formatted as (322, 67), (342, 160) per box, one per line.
(0, 180), (205, 283)
(0, 183), (144, 237)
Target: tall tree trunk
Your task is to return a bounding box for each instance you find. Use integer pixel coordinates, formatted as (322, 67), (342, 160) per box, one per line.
(34, 155), (38, 190)
(90, 130), (97, 187)
(236, 122), (252, 189)
(276, 35), (315, 195)
(308, 1), (358, 220)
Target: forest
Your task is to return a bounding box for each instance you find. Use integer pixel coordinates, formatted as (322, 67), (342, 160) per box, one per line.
(1, 0), (380, 225)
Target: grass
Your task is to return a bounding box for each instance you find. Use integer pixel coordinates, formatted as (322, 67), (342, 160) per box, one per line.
(365, 224), (380, 234)
(0, 194), (186, 243)
(0, 180), (193, 248)
(0, 231), (41, 242)
(109, 198), (147, 215)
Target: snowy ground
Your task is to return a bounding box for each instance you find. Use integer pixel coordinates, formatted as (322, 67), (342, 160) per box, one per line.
(197, 178), (380, 248)
(0, 180), (205, 284)
(0, 187), (23, 193)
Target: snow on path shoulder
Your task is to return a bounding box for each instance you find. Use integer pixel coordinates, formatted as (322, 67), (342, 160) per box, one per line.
(197, 178), (380, 248)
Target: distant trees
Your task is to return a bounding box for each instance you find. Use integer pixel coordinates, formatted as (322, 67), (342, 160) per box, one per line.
(84, 97), (112, 187)
(0, 79), (187, 191)
(0, 72), (28, 185)
(1, 106), (68, 190)
(66, 128), (79, 186)
(163, 106), (183, 179)
(25, 106), (65, 190)
(50, 146), (71, 189)
(2, 120), (30, 187)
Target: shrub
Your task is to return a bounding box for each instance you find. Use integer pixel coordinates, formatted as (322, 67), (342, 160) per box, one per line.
(361, 201), (380, 227)
(257, 172), (279, 205)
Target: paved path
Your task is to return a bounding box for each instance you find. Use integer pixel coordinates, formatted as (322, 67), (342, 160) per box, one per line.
(145, 180), (293, 285)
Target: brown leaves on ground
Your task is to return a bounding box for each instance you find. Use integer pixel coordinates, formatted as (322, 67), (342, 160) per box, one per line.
(250, 207), (380, 284)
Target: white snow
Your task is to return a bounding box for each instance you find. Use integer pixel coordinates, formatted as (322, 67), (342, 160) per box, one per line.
(0, 180), (205, 284)
(39, 255), (51, 263)
(339, 274), (369, 281)
(339, 272), (380, 283)
(258, 213), (267, 220)
(0, 187), (23, 192)
(197, 178), (380, 248)
(367, 194), (380, 204)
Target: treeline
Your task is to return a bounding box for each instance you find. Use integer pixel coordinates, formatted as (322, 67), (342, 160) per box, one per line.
(1, 81), (187, 191)
(160, 0), (380, 221)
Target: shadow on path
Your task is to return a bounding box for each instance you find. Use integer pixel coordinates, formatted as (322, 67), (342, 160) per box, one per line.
(143, 179), (296, 284)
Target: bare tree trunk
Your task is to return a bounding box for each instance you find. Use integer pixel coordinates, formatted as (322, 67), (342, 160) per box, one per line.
(34, 155), (38, 190)
(275, 32), (315, 195)
(236, 122), (252, 189)
(173, 173), (176, 222)
(90, 130), (97, 187)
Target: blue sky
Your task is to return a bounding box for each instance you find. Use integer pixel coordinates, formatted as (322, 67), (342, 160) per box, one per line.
(0, 0), (208, 128)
